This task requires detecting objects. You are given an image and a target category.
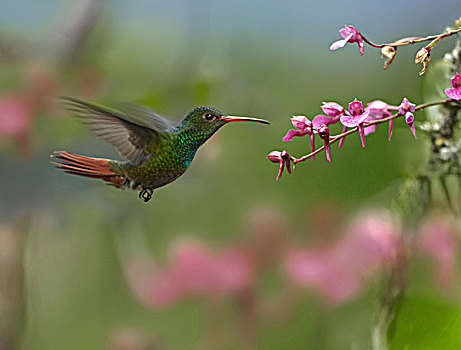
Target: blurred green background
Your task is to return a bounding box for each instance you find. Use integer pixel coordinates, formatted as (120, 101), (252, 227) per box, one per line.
(0, 1), (460, 349)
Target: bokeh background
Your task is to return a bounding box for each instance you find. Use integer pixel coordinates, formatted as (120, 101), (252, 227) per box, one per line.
(1, 1), (461, 349)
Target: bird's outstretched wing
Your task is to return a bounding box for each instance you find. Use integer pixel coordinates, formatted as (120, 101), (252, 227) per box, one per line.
(59, 96), (175, 165)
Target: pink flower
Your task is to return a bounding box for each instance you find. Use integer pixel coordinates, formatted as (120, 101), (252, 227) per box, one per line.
(445, 74), (461, 100)
(366, 100), (394, 118)
(312, 102), (346, 129)
(330, 25), (365, 56)
(0, 95), (34, 150)
(317, 102), (347, 147)
(397, 97), (415, 115)
(283, 116), (316, 160)
(340, 99), (370, 148)
(418, 217), (458, 289)
(285, 212), (401, 305)
(285, 249), (362, 303)
(267, 150), (292, 180)
(124, 239), (254, 308)
(366, 100), (397, 141)
(312, 115), (334, 129)
(282, 116), (312, 141)
(398, 98), (417, 139)
(321, 102), (346, 118)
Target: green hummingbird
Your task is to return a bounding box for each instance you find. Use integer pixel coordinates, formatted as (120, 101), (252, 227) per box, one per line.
(52, 96), (270, 202)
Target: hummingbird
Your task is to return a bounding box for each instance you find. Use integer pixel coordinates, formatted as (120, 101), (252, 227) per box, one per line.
(52, 96), (270, 202)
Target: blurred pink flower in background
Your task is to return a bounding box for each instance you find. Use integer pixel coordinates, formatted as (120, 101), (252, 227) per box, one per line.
(123, 207), (459, 313)
(0, 64), (59, 153)
(417, 216), (459, 290)
(0, 95), (34, 149)
(107, 328), (160, 350)
(125, 238), (254, 308)
(285, 212), (402, 305)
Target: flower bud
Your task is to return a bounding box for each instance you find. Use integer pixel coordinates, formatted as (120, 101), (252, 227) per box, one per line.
(381, 46), (396, 70)
(267, 151), (282, 163)
(415, 47), (430, 75)
(318, 124), (331, 162)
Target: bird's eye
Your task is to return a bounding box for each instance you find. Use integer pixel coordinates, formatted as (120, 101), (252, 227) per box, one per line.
(203, 113), (216, 121)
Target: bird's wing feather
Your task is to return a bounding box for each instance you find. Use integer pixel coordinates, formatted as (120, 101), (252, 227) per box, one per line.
(60, 96), (172, 165)
(114, 103), (177, 131)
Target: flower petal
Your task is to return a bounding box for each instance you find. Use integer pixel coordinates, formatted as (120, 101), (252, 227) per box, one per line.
(388, 119), (394, 142)
(364, 124), (377, 136)
(310, 133), (315, 161)
(291, 115), (310, 129)
(312, 115), (332, 128)
(276, 161), (284, 181)
(329, 39), (348, 51)
(408, 122), (417, 139)
(340, 110), (369, 127)
(451, 74), (461, 88)
(321, 102), (345, 119)
(445, 87), (461, 100)
(282, 129), (298, 141)
(358, 124), (366, 148)
(339, 125), (347, 148)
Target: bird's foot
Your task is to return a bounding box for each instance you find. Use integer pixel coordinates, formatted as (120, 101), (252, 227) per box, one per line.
(139, 188), (154, 202)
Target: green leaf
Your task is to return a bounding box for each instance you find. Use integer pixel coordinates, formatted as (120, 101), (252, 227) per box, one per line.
(390, 295), (461, 350)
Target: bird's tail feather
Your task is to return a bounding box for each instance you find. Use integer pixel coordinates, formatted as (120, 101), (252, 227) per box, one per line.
(51, 151), (125, 188)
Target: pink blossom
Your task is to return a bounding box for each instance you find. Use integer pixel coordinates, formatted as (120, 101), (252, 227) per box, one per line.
(418, 217), (458, 289)
(315, 104), (344, 147)
(313, 102), (345, 128)
(340, 99), (370, 148)
(282, 116), (312, 141)
(0, 95), (33, 146)
(285, 249), (362, 303)
(321, 102), (346, 119)
(285, 212), (401, 305)
(283, 116), (316, 161)
(267, 150), (292, 180)
(366, 100), (394, 118)
(398, 98), (417, 139)
(341, 99), (370, 126)
(330, 25), (365, 56)
(124, 239), (254, 308)
(363, 100), (397, 138)
(445, 74), (461, 100)
(312, 115), (333, 129)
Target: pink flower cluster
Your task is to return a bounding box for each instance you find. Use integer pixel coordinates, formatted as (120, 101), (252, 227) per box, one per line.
(267, 95), (422, 179)
(285, 214), (459, 304)
(122, 209), (459, 310)
(125, 239), (254, 307)
(285, 213), (401, 304)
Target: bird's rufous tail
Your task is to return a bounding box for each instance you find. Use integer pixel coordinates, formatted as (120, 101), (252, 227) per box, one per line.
(51, 151), (125, 188)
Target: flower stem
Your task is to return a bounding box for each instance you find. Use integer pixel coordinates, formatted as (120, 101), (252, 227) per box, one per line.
(361, 28), (461, 49)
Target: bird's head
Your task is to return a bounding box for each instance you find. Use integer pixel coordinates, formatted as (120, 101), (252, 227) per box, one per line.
(181, 106), (270, 139)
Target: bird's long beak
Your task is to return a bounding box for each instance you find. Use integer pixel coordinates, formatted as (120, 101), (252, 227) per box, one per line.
(220, 115), (271, 125)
